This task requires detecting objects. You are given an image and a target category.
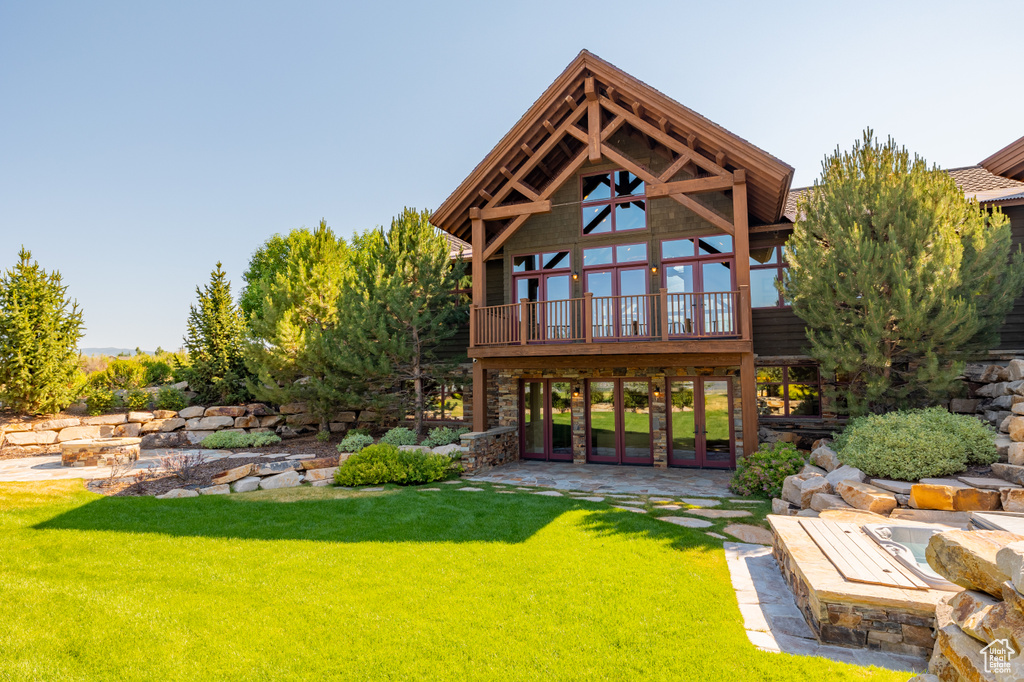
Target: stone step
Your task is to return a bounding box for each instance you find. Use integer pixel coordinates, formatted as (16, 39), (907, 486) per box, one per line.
(992, 463), (1024, 486)
(870, 479), (914, 495)
(958, 476), (1020, 490)
(835, 480), (897, 515)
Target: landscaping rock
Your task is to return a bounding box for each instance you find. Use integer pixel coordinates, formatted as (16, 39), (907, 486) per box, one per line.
(205, 406), (245, 418)
(825, 464), (865, 488)
(795, 509), (820, 518)
(140, 420), (166, 434)
(658, 516), (713, 528)
(246, 403), (275, 416)
(1012, 443), (1024, 467)
(836, 480), (898, 515)
(140, 432), (186, 449)
(285, 413), (319, 427)
(197, 416), (235, 430)
(150, 409), (176, 420)
(211, 464), (255, 485)
(799, 476), (831, 508)
(810, 445), (840, 472)
(949, 398), (982, 414)
(934, 601), (997, 681)
(113, 422), (141, 438)
(159, 418), (186, 432)
(781, 474), (809, 506)
(978, 381), (1011, 397)
(184, 430), (215, 445)
(56, 425), (101, 442)
(890, 509), (971, 527)
(772, 498), (796, 516)
(432, 444), (468, 457)
(910, 484), (957, 511)
(231, 476), (261, 493)
(81, 414), (128, 425)
(810, 492), (852, 512)
(198, 484), (230, 495)
(685, 509), (752, 519)
(926, 530), (1024, 597)
(818, 508), (890, 524)
(959, 476), (1020, 490)
(278, 402), (307, 414)
(1002, 489), (1024, 513)
(993, 463), (1024, 486)
(952, 487), (1002, 512)
(870, 479), (914, 495)
(4, 430), (58, 446)
(996, 542), (1024, 595)
(332, 411), (357, 423)
(303, 467), (338, 482)
(679, 498), (721, 507)
(1008, 359), (1024, 382)
(1014, 403), (1024, 416)
(254, 461), (300, 476)
(178, 406), (206, 419)
(260, 415), (284, 428)
(997, 434), (1014, 460)
(1010, 416), (1024, 442)
(947, 589), (1024, 661)
(128, 411), (154, 423)
(1002, 580), (1024, 617)
(259, 470), (301, 490)
(300, 456), (339, 470)
(35, 417), (79, 431)
(723, 524), (774, 545)
(155, 488), (199, 499)
(234, 415), (260, 429)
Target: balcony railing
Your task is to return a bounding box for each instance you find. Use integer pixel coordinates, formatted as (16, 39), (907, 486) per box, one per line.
(471, 289), (746, 348)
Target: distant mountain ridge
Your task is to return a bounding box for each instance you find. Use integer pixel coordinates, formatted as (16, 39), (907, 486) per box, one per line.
(79, 347), (153, 357)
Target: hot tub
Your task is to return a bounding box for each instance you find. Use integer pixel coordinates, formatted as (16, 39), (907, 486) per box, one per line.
(862, 524), (961, 591)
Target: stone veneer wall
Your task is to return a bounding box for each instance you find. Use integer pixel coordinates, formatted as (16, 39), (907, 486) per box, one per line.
(459, 425), (518, 472)
(489, 364), (750, 467)
(772, 534), (936, 658)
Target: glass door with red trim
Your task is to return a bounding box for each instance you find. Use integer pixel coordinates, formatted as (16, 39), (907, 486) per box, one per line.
(521, 379), (573, 461)
(667, 377), (734, 468)
(586, 379), (653, 465)
(512, 252), (572, 342)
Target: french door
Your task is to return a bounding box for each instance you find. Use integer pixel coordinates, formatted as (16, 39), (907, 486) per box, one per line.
(586, 266), (650, 340)
(515, 273), (574, 342)
(521, 379), (573, 461)
(586, 379), (653, 465)
(663, 258), (736, 336)
(667, 377), (735, 468)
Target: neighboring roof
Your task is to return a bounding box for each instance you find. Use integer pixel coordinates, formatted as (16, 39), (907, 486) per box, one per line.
(441, 231), (472, 260)
(981, 135), (1024, 181)
(430, 50), (795, 243)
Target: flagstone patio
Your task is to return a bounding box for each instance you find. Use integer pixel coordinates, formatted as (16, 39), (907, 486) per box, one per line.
(0, 449), (223, 482)
(464, 460), (734, 497)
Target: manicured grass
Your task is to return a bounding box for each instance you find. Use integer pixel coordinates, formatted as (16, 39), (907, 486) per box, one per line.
(0, 481), (909, 681)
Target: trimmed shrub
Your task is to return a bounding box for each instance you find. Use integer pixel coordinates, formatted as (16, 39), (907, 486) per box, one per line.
(155, 386), (188, 412)
(337, 433), (374, 453)
(834, 407), (998, 481)
(123, 388), (151, 411)
(421, 425), (469, 448)
(729, 441), (806, 499)
(200, 431), (282, 449)
(85, 387), (120, 416)
(333, 443), (458, 486)
(380, 427), (418, 446)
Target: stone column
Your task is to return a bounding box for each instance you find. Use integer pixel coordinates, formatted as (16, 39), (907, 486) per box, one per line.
(571, 380), (587, 464)
(651, 375), (668, 468)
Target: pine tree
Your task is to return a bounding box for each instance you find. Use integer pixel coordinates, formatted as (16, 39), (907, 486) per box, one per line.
(239, 232), (294, 326)
(182, 263), (251, 405)
(244, 221), (361, 431)
(340, 208), (467, 434)
(0, 248), (84, 414)
(782, 130), (1024, 414)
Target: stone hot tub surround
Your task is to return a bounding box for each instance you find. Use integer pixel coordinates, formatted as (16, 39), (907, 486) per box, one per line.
(60, 437), (141, 467)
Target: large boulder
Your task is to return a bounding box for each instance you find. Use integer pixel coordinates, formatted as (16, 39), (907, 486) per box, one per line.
(159, 418), (186, 432)
(279, 402), (308, 415)
(910, 484), (957, 511)
(56, 425), (101, 442)
(246, 403), (276, 417)
(113, 422), (141, 438)
(947, 589), (1024, 667)
(178, 406), (206, 419)
(1007, 359), (1024, 382)
(198, 484), (230, 495)
(127, 411), (154, 423)
(151, 409), (178, 420)
(140, 432), (186, 449)
(231, 476), (261, 493)
(797, 476), (831, 508)
(259, 470), (302, 490)
(4, 430), (58, 446)
(997, 542), (1024, 595)
(197, 416), (235, 430)
(211, 464), (255, 485)
(772, 498), (797, 515)
(254, 461), (300, 476)
(35, 417), (80, 431)
(810, 493), (852, 512)
(782, 473), (813, 506)
(300, 456), (340, 470)
(993, 463), (1024, 486)
(927, 530), (1024, 597)
(155, 488), (199, 499)
(1002, 489), (1024, 513)
(205, 406), (246, 418)
(1010, 417), (1024, 443)
(81, 414), (128, 426)
(234, 415), (260, 429)
(303, 467), (337, 482)
(933, 597), (1000, 682)
(835, 480), (897, 515)
(260, 415), (284, 428)
(285, 413), (319, 427)
(952, 487), (1002, 512)
(810, 445), (840, 472)
(825, 464), (865, 488)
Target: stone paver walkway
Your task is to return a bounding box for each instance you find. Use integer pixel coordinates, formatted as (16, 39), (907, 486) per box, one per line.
(724, 542), (928, 672)
(0, 449), (223, 482)
(466, 461), (732, 497)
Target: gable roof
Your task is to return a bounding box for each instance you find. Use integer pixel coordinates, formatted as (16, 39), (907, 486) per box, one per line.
(981, 135), (1024, 181)
(430, 50), (794, 245)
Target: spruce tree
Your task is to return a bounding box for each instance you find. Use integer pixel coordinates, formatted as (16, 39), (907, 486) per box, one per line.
(340, 208), (467, 434)
(782, 130), (1024, 414)
(182, 263), (251, 405)
(0, 248), (84, 414)
(244, 221), (361, 431)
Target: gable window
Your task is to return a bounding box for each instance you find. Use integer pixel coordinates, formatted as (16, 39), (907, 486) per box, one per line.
(581, 170), (646, 235)
(750, 245), (789, 308)
(756, 365), (820, 418)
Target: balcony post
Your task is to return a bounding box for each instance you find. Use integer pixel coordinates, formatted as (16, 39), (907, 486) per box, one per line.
(469, 304), (477, 348)
(584, 292), (593, 343)
(738, 287), (751, 340)
(659, 287), (669, 341)
(519, 298), (528, 345)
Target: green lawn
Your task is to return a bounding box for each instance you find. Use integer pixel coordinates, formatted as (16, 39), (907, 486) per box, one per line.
(0, 481), (908, 681)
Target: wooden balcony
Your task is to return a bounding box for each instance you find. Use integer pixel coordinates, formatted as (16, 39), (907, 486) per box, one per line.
(469, 289), (752, 358)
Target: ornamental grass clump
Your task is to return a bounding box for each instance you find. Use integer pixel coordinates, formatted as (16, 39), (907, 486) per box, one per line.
(834, 407), (997, 481)
(729, 441), (806, 499)
(333, 443), (458, 486)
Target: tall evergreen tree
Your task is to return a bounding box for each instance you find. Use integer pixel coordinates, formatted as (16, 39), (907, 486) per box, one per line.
(782, 130), (1024, 414)
(244, 221), (361, 431)
(0, 248), (85, 414)
(182, 263), (251, 405)
(239, 233), (294, 326)
(340, 208), (467, 434)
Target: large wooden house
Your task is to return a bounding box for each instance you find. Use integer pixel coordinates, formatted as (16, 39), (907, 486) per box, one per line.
(430, 51), (1024, 471)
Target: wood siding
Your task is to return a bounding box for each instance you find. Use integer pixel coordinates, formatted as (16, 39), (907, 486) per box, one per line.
(998, 205), (1024, 351)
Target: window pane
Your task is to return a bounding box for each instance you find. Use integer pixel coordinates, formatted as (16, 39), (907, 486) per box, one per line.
(516, 277), (540, 302)
(697, 235), (733, 255)
(621, 381), (650, 459)
(542, 251), (570, 270)
(589, 381), (616, 457)
(703, 380), (732, 463)
(615, 243), (647, 263)
(615, 171), (644, 197)
(615, 201), (646, 231)
(523, 381), (545, 455)
(788, 366), (819, 383)
(788, 384), (820, 416)
(513, 254), (538, 272)
(670, 381), (696, 462)
(551, 382), (573, 455)
(750, 246), (777, 265)
(662, 238), (693, 259)
(582, 173), (611, 202)
(757, 382), (784, 416)
(750, 269), (780, 308)
(701, 261), (732, 293)
(665, 264), (694, 293)
(583, 247), (613, 267)
(582, 205), (612, 234)
(756, 366), (783, 382)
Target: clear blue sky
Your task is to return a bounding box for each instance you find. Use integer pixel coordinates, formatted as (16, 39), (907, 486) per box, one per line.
(2, 0), (1021, 351)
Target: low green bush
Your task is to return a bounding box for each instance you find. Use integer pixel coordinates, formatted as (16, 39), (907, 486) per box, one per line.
(421, 426), (469, 448)
(729, 441), (806, 499)
(333, 443), (458, 486)
(380, 427), (418, 446)
(85, 387), (121, 416)
(124, 388), (151, 411)
(337, 433), (374, 453)
(316, 430), (331, 443)
(200, 431), (282, 449)
(155, 386), (188, 412)
(99, 358), (149, 390)
(144, 360), (174, 386)
(834, 407), (998, 481)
